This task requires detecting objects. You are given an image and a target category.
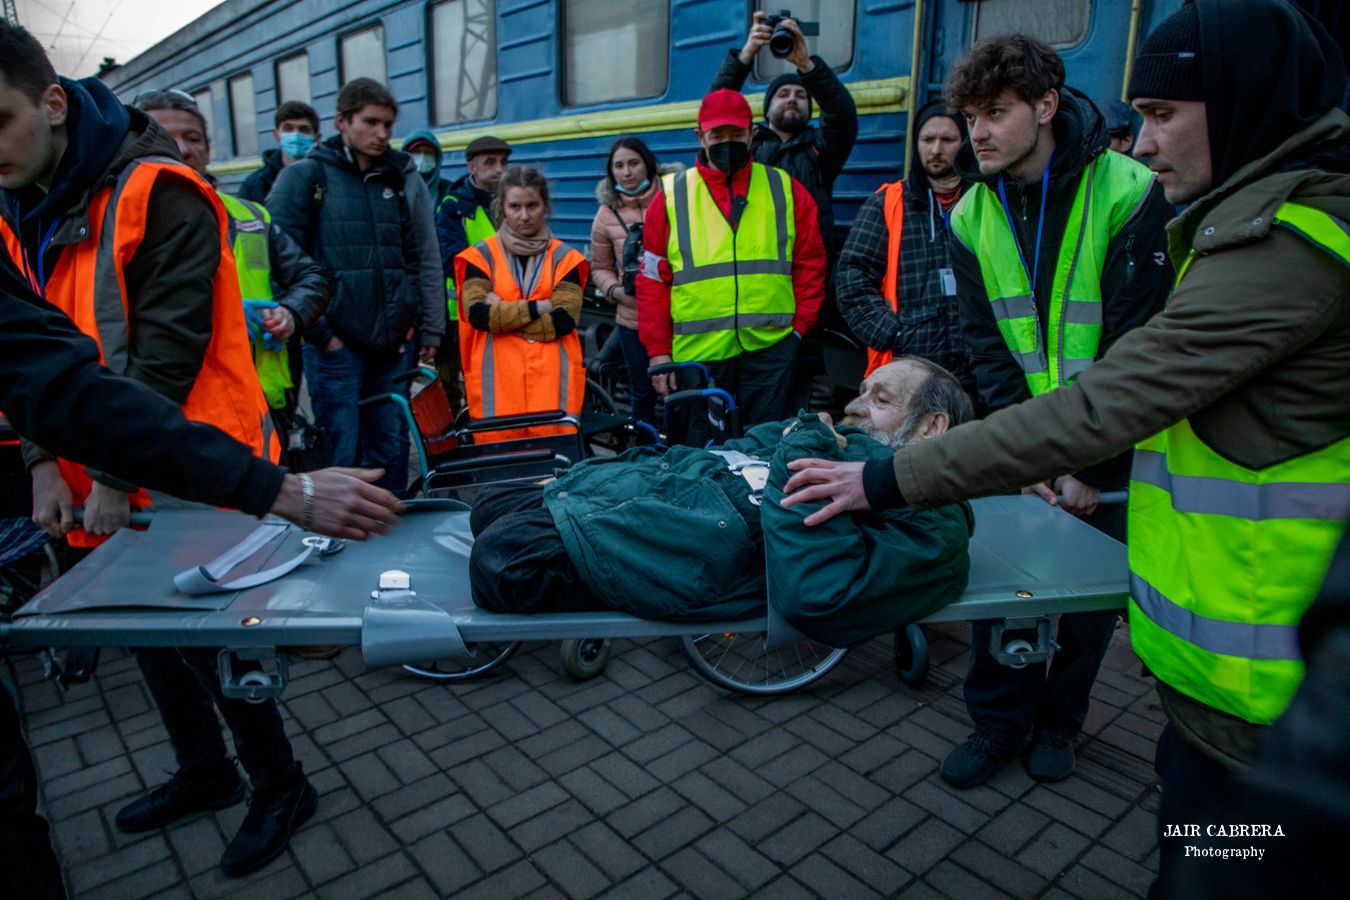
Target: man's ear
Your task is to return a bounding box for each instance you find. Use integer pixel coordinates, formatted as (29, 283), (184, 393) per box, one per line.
(1038, 89), (1060, 126)
(918, 411), (950, 439)
(42, 84), (68, 128)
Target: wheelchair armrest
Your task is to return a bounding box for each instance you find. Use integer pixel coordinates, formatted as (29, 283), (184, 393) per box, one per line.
(430, 449), (560, 474)
(648, 361), (712, 383)
(392, 365), (437, 385)
(461, 411), (579, 433)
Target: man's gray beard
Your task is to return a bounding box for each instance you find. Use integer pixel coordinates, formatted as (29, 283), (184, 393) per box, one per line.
(869, 430), (916, 449)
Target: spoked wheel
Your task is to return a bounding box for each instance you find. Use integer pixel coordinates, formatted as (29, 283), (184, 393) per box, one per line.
(679, 631), (849, 695)
(402, 641), (522, 682)
(894, 624), (930, 687)
(560, 638), (612, 680)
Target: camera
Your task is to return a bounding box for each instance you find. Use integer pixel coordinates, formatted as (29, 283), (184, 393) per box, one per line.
(763, 10), (821, 59)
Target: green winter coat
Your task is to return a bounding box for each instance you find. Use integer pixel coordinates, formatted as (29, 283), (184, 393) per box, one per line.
(544, 416), (972, 636)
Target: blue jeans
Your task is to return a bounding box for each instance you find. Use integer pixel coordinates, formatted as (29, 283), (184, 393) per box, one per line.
(616, 325), (657, 427)
(302, 342), (409, 494)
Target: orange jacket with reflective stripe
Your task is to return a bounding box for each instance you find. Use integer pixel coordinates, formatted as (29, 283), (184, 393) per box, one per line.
(453, 237), (588, 444)
(864, 181), (906, 378)
(0, 158), (278, 546)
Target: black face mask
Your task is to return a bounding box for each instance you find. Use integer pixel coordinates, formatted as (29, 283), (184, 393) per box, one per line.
(707, 140), (750, 174)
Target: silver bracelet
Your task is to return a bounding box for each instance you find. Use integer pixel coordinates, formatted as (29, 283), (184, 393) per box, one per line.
(298, 473), (315, 532)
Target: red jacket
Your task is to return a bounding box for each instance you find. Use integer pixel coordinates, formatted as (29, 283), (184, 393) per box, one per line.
(636, 156), (827, 358)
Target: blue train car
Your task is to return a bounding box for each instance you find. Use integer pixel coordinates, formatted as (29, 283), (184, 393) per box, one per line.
(102, 0), (1187, 252)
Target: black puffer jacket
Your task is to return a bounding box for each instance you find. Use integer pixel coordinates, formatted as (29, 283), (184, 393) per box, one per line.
(268, 136), (424, 355)
(238, 148), (284, 204)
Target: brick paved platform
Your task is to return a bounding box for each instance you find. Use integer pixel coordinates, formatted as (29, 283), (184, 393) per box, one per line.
(9, 620), (1163, 898)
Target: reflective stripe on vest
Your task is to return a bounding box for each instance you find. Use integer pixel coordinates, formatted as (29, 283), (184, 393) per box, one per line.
(1126, 202), (1350, 725)
(0, 158), (278, 546)
(444, 201), (497, 321)
(949, 151), (1155, 395)
(865, 180), (907, 377)
(452, 236), (588, 444)
(663, 164), (796, 362)
(219, 193), (292, 409)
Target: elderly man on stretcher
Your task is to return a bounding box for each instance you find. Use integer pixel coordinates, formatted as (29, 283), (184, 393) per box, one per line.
(468, 357), (975, 647)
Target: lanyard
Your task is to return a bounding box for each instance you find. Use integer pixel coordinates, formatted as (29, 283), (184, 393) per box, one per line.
(25, 218), (63, 294)
(509, 249), (547, 299)
(996, 150), (1053, 294)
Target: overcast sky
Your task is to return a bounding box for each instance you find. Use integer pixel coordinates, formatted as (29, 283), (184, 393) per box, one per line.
(16, 0), (228, 78)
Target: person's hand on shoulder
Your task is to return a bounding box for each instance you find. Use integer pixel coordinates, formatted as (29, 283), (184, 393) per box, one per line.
(781, 458), (870, 526)
(269, 468), (405, 540)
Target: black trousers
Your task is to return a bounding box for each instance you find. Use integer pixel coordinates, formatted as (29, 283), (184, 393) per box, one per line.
(963, 502), (1127, 744)
(0, 684), (64, 900)
(704, 334), (801, 428)
(135, 647), (296, 792)
(468, 483), (604, 614)
(1150, 722), (1235, 898)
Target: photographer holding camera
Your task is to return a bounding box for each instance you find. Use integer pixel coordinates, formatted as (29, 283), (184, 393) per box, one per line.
(710, 9), (859, 267)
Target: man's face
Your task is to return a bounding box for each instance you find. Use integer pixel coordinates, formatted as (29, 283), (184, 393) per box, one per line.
(1132, 98), (1211, 204)
(468, 151), (509, 190)
(917, 115), (962, 181)
(0, 75), (66, 190)
(964, 88), (1055, 177)
(502, 185), (546, 237)
(697, 124), (753, 153)
(276, 117), (317, 140)
(336, 104), (395, 161)
(145, 107), (210, 177)
(842, 360), (933, 445)
(767, 84), (810, 134)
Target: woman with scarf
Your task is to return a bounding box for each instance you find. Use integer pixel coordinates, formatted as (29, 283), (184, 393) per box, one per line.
(454, 166), (590, 443)
(588, 136), (675, 428)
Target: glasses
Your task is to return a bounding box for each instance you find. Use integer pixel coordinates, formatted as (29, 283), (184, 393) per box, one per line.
(130, 87), (198, 108)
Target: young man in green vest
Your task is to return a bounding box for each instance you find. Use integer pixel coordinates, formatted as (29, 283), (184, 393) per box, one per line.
(780, 1), (1347, 890)
(637, 88), (827, 427)
(137, 92), (328, 442)
(932, 34), (1174, 789)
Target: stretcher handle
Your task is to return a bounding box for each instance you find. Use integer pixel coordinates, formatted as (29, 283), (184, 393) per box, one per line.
(1049, 490), (1127, 506)
(461, 410), (577, 433)
(72, 508), (155, 527)
(429, 449), (562, 474)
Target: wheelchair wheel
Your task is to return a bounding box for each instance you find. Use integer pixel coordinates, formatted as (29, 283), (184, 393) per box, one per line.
(679, 631), (848, 696)
(560, 638), (611, 680)
(402, 641), (522, 682)
(894, 624), (930, 687)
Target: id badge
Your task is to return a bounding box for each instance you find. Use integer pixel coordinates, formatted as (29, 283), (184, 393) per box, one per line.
(939, 267), (958, 297)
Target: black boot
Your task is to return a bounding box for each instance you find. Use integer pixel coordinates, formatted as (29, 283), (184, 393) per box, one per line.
(219, 767), (317, 877)
(114, 764), (245, 833)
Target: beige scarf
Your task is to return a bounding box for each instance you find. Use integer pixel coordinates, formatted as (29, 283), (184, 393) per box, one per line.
(496, 219), (553, 257)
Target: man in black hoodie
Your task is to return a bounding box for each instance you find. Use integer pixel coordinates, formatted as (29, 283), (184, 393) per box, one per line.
(836, 100), (975, 395)
(937, 34), (1173, 790)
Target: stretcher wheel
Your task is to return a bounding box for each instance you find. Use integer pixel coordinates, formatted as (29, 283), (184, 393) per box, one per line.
(560, 638), (611, 680)
(402, 641), (521, 682)
(678, 632), (849, 695)
(894, 624), (930, 687)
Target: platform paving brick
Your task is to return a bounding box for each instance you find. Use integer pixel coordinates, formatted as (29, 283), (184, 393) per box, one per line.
(12, 622), (1166, 898)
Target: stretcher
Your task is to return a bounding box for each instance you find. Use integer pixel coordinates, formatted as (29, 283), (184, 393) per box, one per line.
(0, 495), (1128, 697)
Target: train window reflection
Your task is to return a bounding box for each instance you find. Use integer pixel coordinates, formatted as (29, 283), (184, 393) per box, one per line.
(193, 85), (229, 153)
(276, 52), (311, 106)
(752, 0), (856, 82)
(340, 25), (387, 85)
(562, 0), (669, 107)
(228, 72), (258, 157)
(973, 0), (1091, 48)
(429, 0), (498, 124)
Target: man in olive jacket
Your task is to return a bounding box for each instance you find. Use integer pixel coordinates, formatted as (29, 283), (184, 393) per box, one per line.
(469, 358), (972, 643)
(781, 1), (1348, 891)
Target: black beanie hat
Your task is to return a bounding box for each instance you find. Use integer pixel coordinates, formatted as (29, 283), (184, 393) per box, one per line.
(764, 72), (813, 121)
(1127, 1), (1203, 100)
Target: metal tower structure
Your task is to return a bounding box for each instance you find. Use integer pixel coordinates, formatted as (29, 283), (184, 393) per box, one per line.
(2, 0), (19, 26)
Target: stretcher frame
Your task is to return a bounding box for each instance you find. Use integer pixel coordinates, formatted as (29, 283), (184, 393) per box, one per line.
(1, 495), (1128, 697)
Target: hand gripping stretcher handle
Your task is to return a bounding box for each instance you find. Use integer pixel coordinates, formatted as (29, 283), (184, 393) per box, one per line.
(72, 507), (155, 527)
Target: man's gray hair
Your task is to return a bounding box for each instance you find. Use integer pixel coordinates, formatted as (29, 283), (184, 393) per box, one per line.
(897, 355), (974, 436)
(134, 89), (209, 141)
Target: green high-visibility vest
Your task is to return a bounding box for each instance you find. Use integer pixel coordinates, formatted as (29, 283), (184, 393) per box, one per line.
(1127, 201), (1350, 725)
(218, 192), (291, 409)
(444, 199), (496, 323)
(663, 163), (796, 362)
(949, 150), (1155, 395)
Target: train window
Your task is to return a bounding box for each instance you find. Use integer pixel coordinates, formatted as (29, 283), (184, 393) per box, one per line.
(561, 0), (669, 107)
(276, 52), (311, 105)
(752, 0), (856, 81)
(228, 73), (258, 157)
(340, 25), (387, 85)
(193, 85), (229, 154)
(429, 0), (498, 124)
(972, 0), (1091, 48)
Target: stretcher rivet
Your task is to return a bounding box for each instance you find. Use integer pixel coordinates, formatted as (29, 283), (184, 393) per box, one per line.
(557, 491), (568, 499)
(1016, 590), (1033, 599)
(241, 616), (262, 626)
(718, 520), (727, 528)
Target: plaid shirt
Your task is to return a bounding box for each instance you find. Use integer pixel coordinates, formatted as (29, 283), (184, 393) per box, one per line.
(836, 184), (973, 389)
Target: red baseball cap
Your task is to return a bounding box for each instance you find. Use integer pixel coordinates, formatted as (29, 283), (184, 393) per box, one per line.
(698, 89), (752, 131)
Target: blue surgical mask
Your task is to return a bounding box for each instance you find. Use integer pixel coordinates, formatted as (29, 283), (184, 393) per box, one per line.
(279, 132), (315, 160)
(414, 154), (438, 176)
(615, 179), (650, 197)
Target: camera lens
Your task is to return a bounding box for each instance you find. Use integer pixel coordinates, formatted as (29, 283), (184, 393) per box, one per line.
(769, 28), (794, 58)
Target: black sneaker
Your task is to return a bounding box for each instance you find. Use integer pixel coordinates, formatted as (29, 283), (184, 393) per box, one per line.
(1026, 729), (1076, 782)
(940, 730), (1016, 789)
(114, 766), (245, 833)
(219, 771), (317, 878)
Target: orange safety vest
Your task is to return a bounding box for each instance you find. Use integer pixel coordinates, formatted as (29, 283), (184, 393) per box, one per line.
(453, 236), (589, 444)
(0, 157), (279, 547)
(864, 181), (907, 378)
